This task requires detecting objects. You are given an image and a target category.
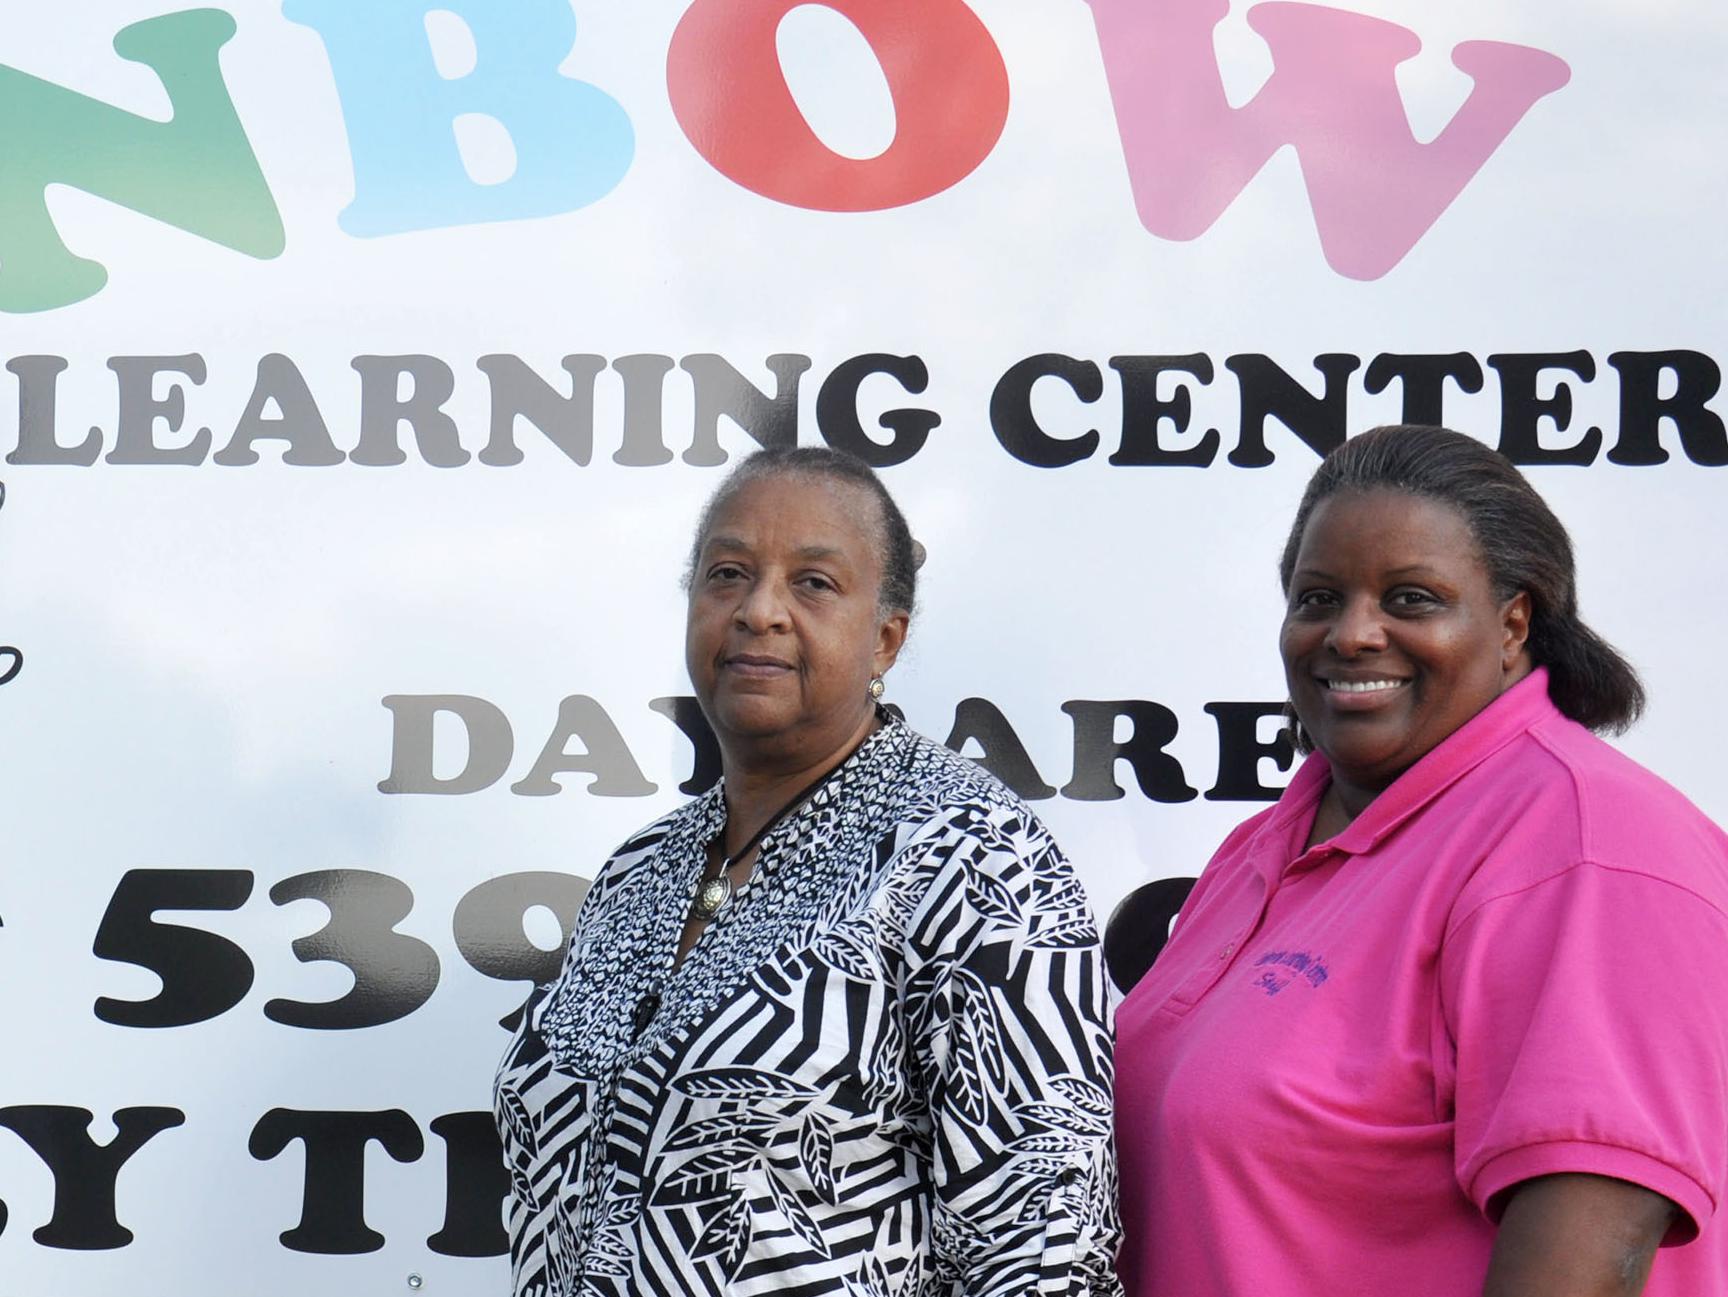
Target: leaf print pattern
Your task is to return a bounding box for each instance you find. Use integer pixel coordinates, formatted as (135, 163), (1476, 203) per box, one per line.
(966, 867), (1023, 924)
(1028, 915), (1103, 949)
(948, 1016), (996, 1126)
(651, 1146), (761, 1206)
(952, 966), (1009, 1090)
(845, 1255), (896, 1297)
(812, 923), (880, 981)
(691, 1193), (752, 1280)
(508, 1164), (539, 1212)
(862, 1004), (908, 1110)
(1051, 1075), (1113, 1122)
(1013, 1130), (1093, 1155)
(878, 873), (923, 938)
(1019, 1190), (1057, 1228)
(661, 1112), (780, 1152)
(583, 1228), (632, 1278)
(764, 1164), (831, 1258)
(798, 1115), (838, 1203)
(1018, 1099), (1112, 1141)
(499, 1087), (538, 1159)
(673, 1067), (821, 1105)
(494, 718), (1122, 1295)
(1034, 872), (1096, 921)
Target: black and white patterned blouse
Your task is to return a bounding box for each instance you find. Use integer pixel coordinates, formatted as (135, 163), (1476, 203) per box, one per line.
(494, 717), (1122, 1296)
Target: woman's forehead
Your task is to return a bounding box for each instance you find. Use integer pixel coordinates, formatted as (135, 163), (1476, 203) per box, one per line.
(1296, 489), (1488, 576)
(1305, 489), (1469, 540)
(701, 473), (883, 558)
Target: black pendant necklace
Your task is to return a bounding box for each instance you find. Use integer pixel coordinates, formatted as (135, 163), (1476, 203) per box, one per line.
(689, 758), (853, 922)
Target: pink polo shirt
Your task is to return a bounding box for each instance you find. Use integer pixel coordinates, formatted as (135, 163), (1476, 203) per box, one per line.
(1116, 670), (1728, 1296)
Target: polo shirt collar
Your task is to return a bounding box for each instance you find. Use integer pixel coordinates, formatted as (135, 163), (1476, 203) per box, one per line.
(1283, 667), (1559, 867)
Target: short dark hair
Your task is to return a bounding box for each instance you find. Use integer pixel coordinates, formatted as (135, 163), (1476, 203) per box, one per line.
(684, 446), (918, 620)
(1278, 424), (1644, 734)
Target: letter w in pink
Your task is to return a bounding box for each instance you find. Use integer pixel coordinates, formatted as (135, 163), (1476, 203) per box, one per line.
(1087, 0), (1571, 279)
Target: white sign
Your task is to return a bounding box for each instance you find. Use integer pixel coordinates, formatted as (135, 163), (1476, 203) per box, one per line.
(0, 1), (1722, 1293)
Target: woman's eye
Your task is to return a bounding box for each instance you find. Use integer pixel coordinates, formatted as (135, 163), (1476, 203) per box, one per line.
(1388, 589), (1436, 609)
(1292, 589), (1335, 610)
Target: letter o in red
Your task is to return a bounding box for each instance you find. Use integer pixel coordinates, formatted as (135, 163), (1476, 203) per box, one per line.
(667, 0), (1010, 211)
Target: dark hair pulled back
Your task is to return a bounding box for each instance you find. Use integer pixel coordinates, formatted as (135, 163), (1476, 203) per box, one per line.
(685, 446), (918, 620)
(1278, 424), (1644, 734)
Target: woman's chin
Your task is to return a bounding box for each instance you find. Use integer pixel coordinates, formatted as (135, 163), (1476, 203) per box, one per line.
(1313, 729), (1414, 791)
(710, 695), (802, 745)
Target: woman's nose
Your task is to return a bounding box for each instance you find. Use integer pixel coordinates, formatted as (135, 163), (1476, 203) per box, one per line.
(1325, 597), (1388, 656)
(734, 577), (792, 632)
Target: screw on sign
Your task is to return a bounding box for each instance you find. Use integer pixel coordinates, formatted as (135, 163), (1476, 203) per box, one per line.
(0, 480), (18, 689)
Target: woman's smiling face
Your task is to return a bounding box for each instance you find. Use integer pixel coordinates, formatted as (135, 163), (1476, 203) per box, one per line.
(1280, 488), (1532, 807)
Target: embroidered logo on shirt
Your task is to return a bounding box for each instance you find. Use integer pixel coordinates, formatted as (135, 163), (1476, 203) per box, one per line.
(1251, 949), (1330, 997)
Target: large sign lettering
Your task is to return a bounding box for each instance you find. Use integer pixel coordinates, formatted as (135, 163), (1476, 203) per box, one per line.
(0, 1), (1570, 310)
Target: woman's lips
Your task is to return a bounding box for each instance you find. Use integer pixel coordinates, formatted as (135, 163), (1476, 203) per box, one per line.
(724, 654), (795, 678)
(1317, 676), (1410, 710)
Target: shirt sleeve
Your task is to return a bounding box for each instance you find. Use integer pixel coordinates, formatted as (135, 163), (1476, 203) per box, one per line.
(1442, 859), (1728, 1242)
(906, 803), (1124, 1297)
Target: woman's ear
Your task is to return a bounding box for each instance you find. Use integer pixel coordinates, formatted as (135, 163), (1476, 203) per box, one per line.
(874, 611), (909, 678)
(1502, 591), (1533, 668)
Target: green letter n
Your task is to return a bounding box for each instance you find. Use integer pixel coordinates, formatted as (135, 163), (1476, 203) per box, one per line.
(0, 9), (285, 313)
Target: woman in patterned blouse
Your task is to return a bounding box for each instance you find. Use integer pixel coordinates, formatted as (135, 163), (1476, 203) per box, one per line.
(495, 447), (1122, 1297)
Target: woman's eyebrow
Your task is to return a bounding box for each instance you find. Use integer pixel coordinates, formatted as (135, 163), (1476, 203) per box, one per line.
(1291, 563), (1449, 581)
(701, 538), (849, 566)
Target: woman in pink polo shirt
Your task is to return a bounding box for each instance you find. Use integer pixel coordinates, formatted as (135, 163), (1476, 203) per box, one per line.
(1116, 425), (1728, 1296)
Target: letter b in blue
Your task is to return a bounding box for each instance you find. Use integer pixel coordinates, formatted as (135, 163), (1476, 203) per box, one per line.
(285, 0), (634, 236)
